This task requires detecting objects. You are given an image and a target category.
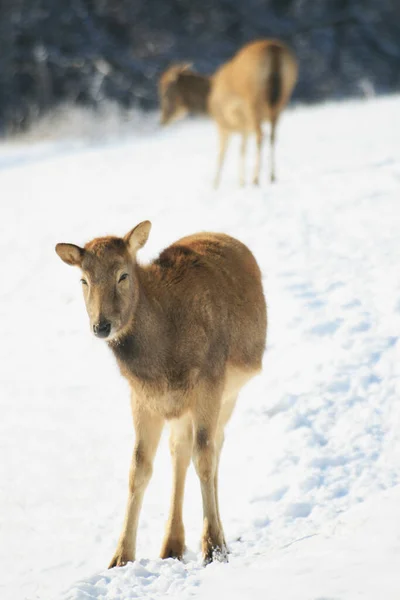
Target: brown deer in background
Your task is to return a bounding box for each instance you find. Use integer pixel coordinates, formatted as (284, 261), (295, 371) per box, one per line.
(55, 221), (267, 566)
(159, 39), (298, 187)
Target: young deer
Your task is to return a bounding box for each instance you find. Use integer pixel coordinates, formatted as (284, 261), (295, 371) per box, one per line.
(55, 221), (267, 566)
(159, 39), (298, 187)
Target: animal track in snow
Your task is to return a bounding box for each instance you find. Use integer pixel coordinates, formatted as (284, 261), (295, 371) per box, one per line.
(285, 502), (313, 519)
(309, 319), (343, 337)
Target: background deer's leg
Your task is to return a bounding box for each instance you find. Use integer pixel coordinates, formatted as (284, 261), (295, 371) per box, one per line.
(214, 127), (230, 189)
(160, 413), (193, 559)
(270, 116), (278, 183)
(109, 400), (164, 568)
(239, 133), (248, 187)
(192, 386), (226, 563)
(253, 123), (263, 186)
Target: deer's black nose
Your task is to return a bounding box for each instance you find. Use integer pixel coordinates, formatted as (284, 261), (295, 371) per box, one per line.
(93, 320), (111, 339)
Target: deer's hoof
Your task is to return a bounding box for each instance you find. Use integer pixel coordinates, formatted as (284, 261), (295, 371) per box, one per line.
(108, 549), (134, 569)
(203, 544), (229, 566)
(160, 537), (185, 560)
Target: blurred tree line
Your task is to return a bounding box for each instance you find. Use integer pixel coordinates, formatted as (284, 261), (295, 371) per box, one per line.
(0, 0), (399, 133)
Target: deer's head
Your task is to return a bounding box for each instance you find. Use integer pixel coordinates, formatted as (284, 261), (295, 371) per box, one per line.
(55, 221), (151, 341)
(158, 63), (193, 125)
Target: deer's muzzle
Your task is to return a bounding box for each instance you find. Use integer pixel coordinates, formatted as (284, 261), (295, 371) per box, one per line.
(93, 320), (111, 339)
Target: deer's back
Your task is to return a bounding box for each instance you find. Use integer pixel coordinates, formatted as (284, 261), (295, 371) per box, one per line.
(209, 39), (298, 130)
(152, 232), (266, 373)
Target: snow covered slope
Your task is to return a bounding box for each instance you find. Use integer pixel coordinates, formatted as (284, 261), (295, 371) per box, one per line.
(0, 96), (399, 600)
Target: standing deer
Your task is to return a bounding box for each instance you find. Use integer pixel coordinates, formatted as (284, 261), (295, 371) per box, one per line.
(55, 221), (267, 566)
(159, 39), (298, 187)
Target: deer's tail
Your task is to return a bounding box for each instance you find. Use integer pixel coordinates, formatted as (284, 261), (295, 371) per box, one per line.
(267, 45), (282, 108)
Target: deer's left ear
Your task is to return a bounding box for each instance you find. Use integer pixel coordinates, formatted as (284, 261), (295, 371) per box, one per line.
(168, 63), (193, 82)
(55, 243), (85, 266)
(179, 62), (193, 73)
(124, 221), (152, 257)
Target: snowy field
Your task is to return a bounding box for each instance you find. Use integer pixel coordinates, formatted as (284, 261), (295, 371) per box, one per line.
(1, 95), (400, 600)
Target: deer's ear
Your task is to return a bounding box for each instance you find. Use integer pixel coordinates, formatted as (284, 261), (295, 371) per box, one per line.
(170, 63), (193, 81)
(124, 221), (152, 257)
(179, 62), (193, 73)
(55, 243), (85, 266)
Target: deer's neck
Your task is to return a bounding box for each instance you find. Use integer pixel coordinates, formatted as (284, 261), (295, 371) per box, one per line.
(109, 266), (170, 384)
(179, 72), (211, 115)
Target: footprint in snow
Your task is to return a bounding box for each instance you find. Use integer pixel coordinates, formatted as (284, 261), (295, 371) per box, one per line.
(342, 298), (362, 310)
(325, 281), (345, 293)
(285, 502), (313, 519)
(266, 394), (298, 418)
(286, 281), (327, 311)
(368, 336), (398, 366)
(307, 298), (326, 309)
(349, 320), (371, 333)
(288, 282), (316, 299)
(309, 319), (342, 336)
(251, 486), (289, 504)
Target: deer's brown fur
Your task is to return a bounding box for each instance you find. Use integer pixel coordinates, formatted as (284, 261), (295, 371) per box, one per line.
(159, 39), (298, 186)
(55, 221), (267, 566)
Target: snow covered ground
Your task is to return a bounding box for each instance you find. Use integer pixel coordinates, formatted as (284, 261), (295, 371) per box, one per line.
(1, 95), (400, 600)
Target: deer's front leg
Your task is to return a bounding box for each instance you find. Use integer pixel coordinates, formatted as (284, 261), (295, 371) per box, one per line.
(213, 127), (230, 189)
(109, 402), (164, 568)
(160, 413), (193, 559)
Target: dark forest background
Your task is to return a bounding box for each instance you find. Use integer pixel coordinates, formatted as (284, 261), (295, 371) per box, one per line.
(0, 0), (399, 134)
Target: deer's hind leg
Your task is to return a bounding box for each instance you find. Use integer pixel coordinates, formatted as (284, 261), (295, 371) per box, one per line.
(214, 126), (230, 189)
(161, 413), (193, 559)
(244, 102), (263, 186)
(191, 382), (227, 564)
(269, 115), (278, 183)
(253, 123), (264, 186)
(239, 133), (248, 187)
(214, 393), (238, 552)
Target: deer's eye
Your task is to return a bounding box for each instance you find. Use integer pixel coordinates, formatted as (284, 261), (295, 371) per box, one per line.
(80, 278), (88, 286)
(118, 273), (128, 283)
